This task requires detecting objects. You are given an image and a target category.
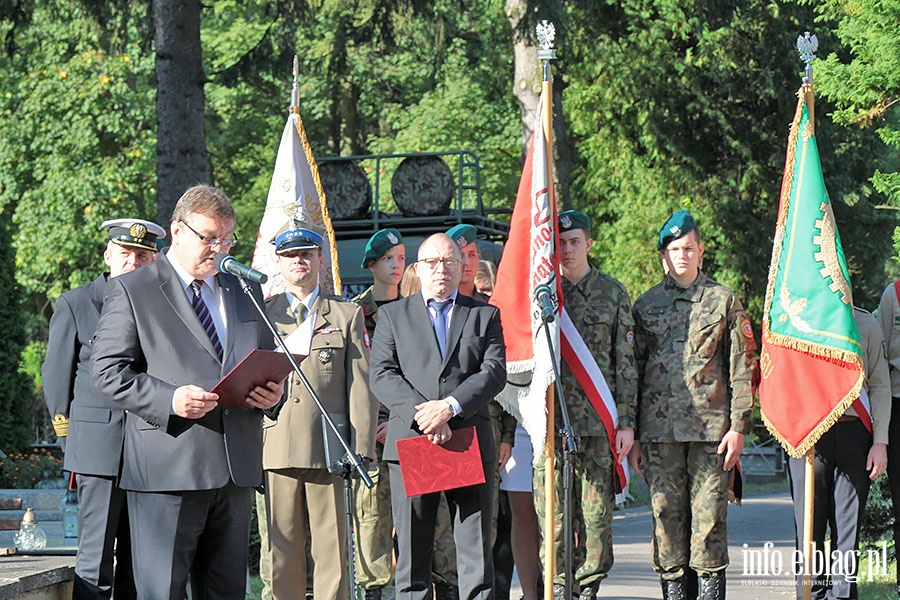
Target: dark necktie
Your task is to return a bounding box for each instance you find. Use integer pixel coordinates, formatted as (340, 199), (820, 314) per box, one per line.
(429, 299), (453, 357)
(191, 279), (223, 360)
(296, 303), (309, 326)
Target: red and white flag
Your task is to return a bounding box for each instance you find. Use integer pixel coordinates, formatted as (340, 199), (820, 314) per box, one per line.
(491, 91), (560, 454)
(251, 110), (341, 297)
(490, 91), (628, 498)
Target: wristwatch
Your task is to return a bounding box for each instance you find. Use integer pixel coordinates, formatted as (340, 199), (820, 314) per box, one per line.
(444, 399), (455, 418)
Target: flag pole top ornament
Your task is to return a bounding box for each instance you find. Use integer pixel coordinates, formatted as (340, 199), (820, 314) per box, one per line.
(797, 32), (818, 85)
(290, 55), (300, 113)
(536, 21), (556, 61)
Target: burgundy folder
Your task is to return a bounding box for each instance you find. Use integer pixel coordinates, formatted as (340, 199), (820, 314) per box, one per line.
(395, 426), (485, 497)
(210, 349), (305, 407)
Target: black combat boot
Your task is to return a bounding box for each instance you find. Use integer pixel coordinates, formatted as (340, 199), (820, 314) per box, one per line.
(660, 576), (688, 600)
(363, 588), (382, 600)
(434, 582), (460, 600)
(697, 573), (725, 600)
(578, 583), (599, 600)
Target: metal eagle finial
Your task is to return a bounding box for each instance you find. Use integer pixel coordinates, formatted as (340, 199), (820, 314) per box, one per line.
(537, 21), (556, 61)
(797, 32), (818, 85)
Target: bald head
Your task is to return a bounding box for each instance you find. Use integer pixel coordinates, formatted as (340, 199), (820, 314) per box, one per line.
(414, 234), (462, 300)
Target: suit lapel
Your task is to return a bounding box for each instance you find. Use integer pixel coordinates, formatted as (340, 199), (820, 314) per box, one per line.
(411, 294), (444, 369)
(156, 254), (222, 364)
(216, 273), (240, 371)
(89, 274), (107, 316)
(442, 296), (469, 369)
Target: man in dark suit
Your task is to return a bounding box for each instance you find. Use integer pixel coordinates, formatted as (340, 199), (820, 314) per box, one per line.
(91, 185), (284, 600)
(369, 232), (507, 600)
(43, 217), (165, 600)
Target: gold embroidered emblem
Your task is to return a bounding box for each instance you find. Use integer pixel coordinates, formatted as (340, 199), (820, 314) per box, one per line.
(813, 201), (852, 305)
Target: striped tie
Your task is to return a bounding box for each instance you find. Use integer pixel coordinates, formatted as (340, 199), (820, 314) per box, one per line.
(191, 280), (223, 360)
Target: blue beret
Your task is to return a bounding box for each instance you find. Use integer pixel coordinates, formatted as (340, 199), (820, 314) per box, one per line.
(362, 228), (404, 268)
(558, 210), (591, 234)
(445, 224), (477, 248)
(658, 210), (696, 250)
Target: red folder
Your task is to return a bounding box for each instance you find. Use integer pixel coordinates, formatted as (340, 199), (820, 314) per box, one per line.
(395, 426), (485, 497)
(210, 349), (305, 407)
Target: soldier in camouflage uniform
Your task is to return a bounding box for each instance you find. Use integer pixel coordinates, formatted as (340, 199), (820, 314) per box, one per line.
(629, 210), (758, 600)
(351, 228), (406, 600)
(532, 210), (638, 600)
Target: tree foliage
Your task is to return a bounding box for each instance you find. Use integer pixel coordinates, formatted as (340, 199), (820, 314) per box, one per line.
(0, 0), (898, 451)
(809, 0), (900, 261)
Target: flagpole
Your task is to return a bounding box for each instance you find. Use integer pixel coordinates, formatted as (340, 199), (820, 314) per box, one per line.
(797, 32), (818, 600)
(535, 22), (569, 600)
(291, 55), (299, 114)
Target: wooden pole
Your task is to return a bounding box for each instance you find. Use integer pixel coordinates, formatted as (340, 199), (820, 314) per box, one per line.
(541, 72), (557, 600)
(802, 448), (814, 600)
(544, 386), (556, 600)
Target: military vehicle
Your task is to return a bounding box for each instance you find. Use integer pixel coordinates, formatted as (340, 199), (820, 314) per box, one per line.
(319, 150), (510, 297)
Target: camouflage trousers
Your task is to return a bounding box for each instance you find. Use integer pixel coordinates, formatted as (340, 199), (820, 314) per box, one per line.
(432, 465), (503, 587)
(532, 435), (614, 588)
(354, 458), (395, 588)
(644, 442), (730, 579)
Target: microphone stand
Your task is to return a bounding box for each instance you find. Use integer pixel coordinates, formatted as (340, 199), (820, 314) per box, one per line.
(235, 276), (374, 600)
(538, 311), (577, 600)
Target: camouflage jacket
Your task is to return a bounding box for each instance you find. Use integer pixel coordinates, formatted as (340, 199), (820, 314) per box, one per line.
(557, 265), (637, 437)
(351, 285), (390, 425)
(632, 272), (757, 442)
(352, 285), (380, 336)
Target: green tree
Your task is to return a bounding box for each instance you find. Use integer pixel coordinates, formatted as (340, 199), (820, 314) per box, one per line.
(809, 0), (900, 261)
(558, 1), (894, 317)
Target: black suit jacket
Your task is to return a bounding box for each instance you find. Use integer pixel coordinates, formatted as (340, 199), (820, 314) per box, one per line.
(369, 292), (506, 462)
(43, 274), (124, 475)
(91, 251), (274, 491)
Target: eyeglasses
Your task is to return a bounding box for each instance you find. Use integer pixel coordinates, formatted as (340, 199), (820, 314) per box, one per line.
(179, 220), (238, 249)
(418, 257), (461, 270)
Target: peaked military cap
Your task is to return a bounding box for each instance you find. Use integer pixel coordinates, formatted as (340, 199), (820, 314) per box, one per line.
(273, 221), (325, 255)
(101, 218), (166, 252)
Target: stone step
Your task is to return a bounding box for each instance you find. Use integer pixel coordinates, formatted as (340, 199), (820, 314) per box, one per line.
(0, 487), (68, 511)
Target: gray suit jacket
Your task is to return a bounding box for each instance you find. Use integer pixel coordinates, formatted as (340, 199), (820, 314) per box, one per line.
(43, 274), (124, 475)
(91, 251), (274, 492)
(369, 292), (507, 462)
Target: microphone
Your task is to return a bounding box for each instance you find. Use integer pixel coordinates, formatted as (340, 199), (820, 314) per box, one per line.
(534, 284), (555, 323)
(214, 253), (268, 285)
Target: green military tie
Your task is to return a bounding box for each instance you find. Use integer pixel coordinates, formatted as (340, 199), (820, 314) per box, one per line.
(295, 303), (309, 326)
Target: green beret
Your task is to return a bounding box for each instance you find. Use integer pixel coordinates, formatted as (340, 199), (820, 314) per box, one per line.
(658, 209), (696, 250)
(362, 228), (404, 268)
(558, 210), (591, 234)
(445, 224), (477, 248)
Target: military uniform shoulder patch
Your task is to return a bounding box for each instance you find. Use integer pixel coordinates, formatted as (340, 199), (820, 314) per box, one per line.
(626, 330), (635, 347)
(741, 319), (753, 339)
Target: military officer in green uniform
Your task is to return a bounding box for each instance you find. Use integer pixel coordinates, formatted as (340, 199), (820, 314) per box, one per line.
(629, 210), (758, 600)
(351, 228), (406, 600)
(532, 210), (637, 600)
